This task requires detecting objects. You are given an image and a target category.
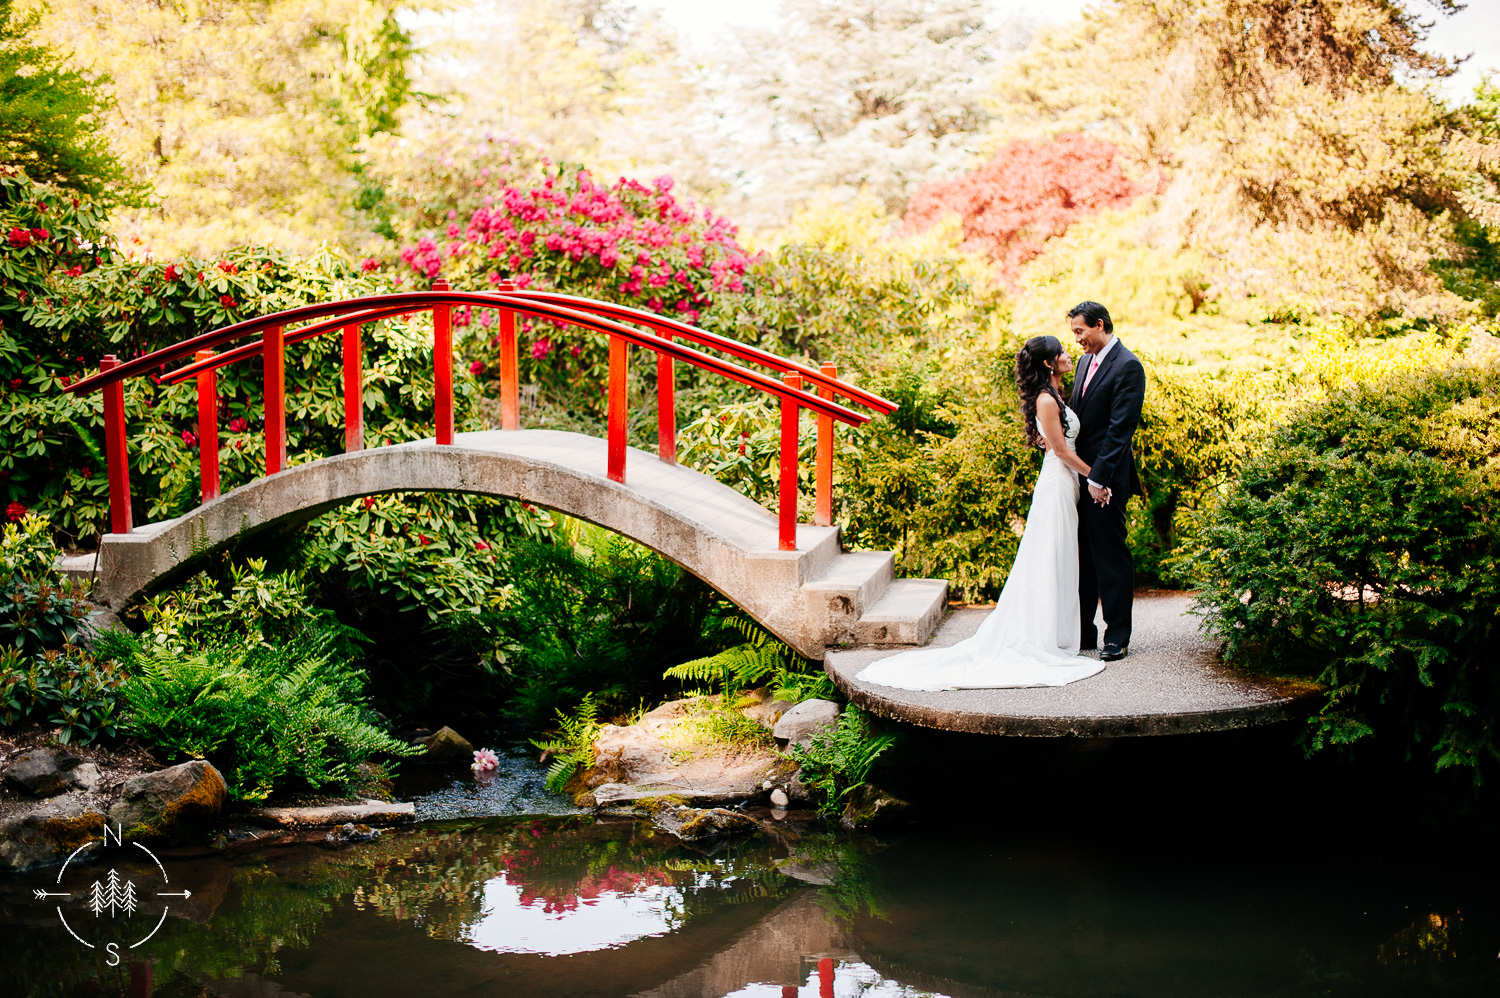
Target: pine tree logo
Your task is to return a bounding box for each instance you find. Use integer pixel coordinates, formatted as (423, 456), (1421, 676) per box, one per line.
(87, 869), (138, 918)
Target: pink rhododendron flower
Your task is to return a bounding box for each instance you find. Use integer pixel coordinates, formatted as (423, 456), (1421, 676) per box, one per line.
(5, 501), (26, 522)
(531, 337), (553, 358)
(469, 360), (485, 375)
(219, 295), (238, 309)
(181, 430), (197, 446)
(472, 748), (499, 774)
(360, 257), (380, 271)
(6, 227), (30, 248)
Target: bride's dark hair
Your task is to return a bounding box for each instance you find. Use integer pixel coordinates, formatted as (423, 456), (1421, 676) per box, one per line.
(1016, 335), (1068, 447)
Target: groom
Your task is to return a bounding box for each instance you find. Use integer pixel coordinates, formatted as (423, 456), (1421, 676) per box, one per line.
(1067, 302), (1145, 662)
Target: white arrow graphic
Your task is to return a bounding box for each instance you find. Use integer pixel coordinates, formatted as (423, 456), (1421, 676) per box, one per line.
(155, 890), (192, 898)
(33, 890), (71, 899)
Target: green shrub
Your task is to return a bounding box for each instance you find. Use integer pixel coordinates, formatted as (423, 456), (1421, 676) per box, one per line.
(483, 530), (722, 722)
(111, 624), (419, 801)
(0, 514), (91, 653)
(0, 643), (127, 744)
(787, 705), (897, 814)
(836, 358), (1038, 601)
(1185, 363), (1500, 780)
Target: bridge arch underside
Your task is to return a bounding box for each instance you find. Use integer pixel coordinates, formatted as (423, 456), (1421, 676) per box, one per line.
(87, 430), (868, 660)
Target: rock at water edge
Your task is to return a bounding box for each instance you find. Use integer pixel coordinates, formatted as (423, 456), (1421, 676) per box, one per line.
(418, 726), (474, 761)
(652, 806), (757, 844)
(0, 793), (106, 871)
(839, 784), (910, 830)
(5, 748), (85, 797)
(773, 699), (840, 748)
(108, 760), (227, 843)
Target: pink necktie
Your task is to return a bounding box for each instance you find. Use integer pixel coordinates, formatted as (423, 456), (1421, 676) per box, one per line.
(1081, 354), (1101, 395)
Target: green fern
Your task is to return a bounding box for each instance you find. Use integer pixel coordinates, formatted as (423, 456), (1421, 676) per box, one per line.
(788, 706), (897, 815)
(663, 613), (802, 696)
(531, 694), (600, 793)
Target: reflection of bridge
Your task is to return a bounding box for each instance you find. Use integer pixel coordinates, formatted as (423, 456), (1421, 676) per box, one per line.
(60, 287), (946, 659)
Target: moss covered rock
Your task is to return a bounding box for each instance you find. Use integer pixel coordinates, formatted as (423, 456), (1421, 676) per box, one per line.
(108, 760), (226, 843)
(0, 793), (106, 871)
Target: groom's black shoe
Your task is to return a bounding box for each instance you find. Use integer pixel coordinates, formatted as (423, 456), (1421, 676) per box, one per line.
(1101, 643), (1128, 662)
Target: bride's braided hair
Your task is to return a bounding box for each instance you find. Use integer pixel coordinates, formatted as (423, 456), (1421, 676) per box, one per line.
(1016, 335), (1069, 448)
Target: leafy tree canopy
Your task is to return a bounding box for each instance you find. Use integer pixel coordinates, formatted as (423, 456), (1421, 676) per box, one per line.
(0, 0), (142, 204)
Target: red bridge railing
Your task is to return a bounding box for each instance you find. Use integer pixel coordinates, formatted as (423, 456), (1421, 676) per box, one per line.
(64, 284), (897, 552)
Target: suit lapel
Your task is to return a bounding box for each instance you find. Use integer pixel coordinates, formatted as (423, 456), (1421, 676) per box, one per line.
(1077, 340), (1124, 414)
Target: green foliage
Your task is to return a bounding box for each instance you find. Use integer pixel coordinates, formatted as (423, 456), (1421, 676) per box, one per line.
(530, 693), (600, 793)
(0, 643), (127, 744)
(664, 613), (800, 693)
(0, 4), (142, 203)
(837, 357), (1038, 600)
(0, 513), (90, 653)
(113, 623), (419, 802)
(787, 705), (897, 814)
(0, 513), (122, 743)
(483, 531), (722, 722)
(297, 492), (552, 621)
(0, 169), (481, 541)
(1185, 363), (1500, 780)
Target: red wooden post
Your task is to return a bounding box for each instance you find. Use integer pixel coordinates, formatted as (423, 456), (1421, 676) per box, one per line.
(195, 349), (220, 502)
(779, 372), (802, 551)
(263, 324), (286, 474)
(343, 322), (363, 452)
(433, 277), (454, 444)
(99, 355), (132, 534)
(818, 957), (835, 998)
(496, 279), (520, 430)
(657, 330), (675, 463)
(814, 361), (836, 527)
(607, 335), (628, 483)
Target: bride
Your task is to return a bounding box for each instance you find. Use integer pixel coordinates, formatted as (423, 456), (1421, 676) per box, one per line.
(856, 336), (1108, 691)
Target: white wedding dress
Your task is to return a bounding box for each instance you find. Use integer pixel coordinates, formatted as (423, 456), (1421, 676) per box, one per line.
(856, 404), (1105, 691)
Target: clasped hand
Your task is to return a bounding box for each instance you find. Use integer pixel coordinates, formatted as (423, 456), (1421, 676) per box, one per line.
(1039, 439), (1112, 505)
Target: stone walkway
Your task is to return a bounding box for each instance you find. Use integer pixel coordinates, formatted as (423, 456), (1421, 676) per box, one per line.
(824, 592), (1317, 737)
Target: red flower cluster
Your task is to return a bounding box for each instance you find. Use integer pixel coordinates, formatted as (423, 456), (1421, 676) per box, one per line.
(7, 227), (48, 248)
(219, 295), (238, 309)
(360, 257), (380, 272)
(5, 501), (27, 522)
(181, 430), (198, 447)
(163, 264), (181, 282)
(217, 261), (238, 275)
(227, 417), (249, 433)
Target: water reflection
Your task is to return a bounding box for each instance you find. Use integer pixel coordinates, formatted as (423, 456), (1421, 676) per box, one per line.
(1, 814), (1496, 997)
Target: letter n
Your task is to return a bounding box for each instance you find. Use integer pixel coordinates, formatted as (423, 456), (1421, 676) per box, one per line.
(102, 823), (124, 847)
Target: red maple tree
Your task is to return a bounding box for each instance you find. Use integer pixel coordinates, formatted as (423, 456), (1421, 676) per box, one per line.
(903, 133), (1149, 284)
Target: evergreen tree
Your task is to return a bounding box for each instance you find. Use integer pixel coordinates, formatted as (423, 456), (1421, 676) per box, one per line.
(0, 0), (139, 202)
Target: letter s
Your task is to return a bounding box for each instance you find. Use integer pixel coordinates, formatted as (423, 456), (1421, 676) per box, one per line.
(106, 942), (120, 966)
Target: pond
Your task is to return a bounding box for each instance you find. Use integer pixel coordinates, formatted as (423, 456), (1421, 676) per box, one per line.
(2, 737), (1497, 997)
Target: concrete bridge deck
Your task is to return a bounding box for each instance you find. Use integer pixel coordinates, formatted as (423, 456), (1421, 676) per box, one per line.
(824, 592), (1318, 737)
(58, 429), (947, 660)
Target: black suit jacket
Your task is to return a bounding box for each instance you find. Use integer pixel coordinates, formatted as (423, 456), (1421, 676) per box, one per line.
(1068, 340), (1145, 497)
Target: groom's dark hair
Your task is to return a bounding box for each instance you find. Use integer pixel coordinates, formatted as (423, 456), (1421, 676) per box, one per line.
(1067, 301), (1113, 334)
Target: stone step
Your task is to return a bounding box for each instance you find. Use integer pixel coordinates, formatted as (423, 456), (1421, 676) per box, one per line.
(850, 578), (949, 647)
(800, 550), (898, 647)
(802, 549), (895, 610)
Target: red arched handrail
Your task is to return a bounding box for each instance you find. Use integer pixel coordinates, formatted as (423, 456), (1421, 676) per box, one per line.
(66, 287), (892, 550)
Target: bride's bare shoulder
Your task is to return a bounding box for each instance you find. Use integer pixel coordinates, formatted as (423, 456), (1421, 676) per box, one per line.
(1035, 392), (1060, 412)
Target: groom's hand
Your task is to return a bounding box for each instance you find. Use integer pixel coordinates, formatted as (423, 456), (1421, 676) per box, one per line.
(1088, 483), (1111, 505)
